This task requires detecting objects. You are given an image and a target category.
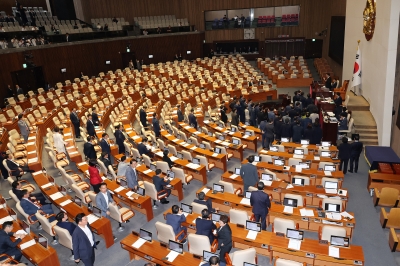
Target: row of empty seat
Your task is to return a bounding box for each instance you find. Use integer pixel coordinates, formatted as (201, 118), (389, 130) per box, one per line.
(136, 15), (189, 29)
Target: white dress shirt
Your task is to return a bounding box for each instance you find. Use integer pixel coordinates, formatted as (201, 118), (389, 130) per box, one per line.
(102, 192), (109, 207)
(80, 225), (94, 246)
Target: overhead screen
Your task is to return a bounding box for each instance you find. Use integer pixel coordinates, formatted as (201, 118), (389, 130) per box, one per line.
(328, 16), (346, 65)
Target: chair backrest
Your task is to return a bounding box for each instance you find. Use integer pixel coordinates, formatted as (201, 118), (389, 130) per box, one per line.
(273, 217), (295, 234)
(156, 161), (170, 173)
(167, 144), (177, 156)
(142, 154), (152, 168)
(36, 212), (55, 236)
(108, 202), (122, 223)
(155, 221), (175, 244)
(218, 180), (235, 194)
(9, 189), (19, 203)
(191, 202), (206, 214)
(16, 202), (32, 224)
(321, 225), (346, 241)
(378, 187), (399, 206)
(143, 181), (157, 200)
(288, 158), (302, 166)
(229, 209), (248, 225)
(275, 258), (304, 266)
(182, 150), (192, 161)
(188, 233), (211, 256)
(230, 248), (256, 265)
(53, 225), (72, 250)
(88, 193), (97, 207)
(71, 184), (89, 204)
(283, 193), (304, 207)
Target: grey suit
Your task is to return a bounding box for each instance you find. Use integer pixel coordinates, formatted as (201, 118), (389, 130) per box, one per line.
(18, 119), (30, 142)
(95, 191), (114, 217)
(125, 166), (138, 189)
(240, 163), (259, 191)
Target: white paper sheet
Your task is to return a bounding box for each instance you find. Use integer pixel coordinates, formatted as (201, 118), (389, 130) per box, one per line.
(190, 146), (197, 150)
(132, 238), (147, 249)
(246, 230), (258, 240)
(212, 153), (218, 157)
(326, 213), (342, 220)
(202, 188), (210, 194)
(41, 183), (52, 189)
(143, 169), (152, 174)
(283, 206), (293, 214)
(49, 192), (64, 201)
(126, 191), (134, 197)
(293, 155), (304, 159)
(15, 230), (27, 237)
(229, 174), (239, 179)
(156, 151), (164, 157)
(114, 186), (124, 192)
(324, 171), (332, 176)
(27, 158), (38, 163)
(240, 198), (251, 205)
(329, 246), (340, 257)
(299, 208), (315, 217)
(295, 165), (303, 172)
(340, 211), (354, 219)
(60, 199), (73, 206)
(20, 239), (36, 250)
(288, 239), (301, 250)
(87, 214), (99, 224)
(314, 156), (320, 161)
(325, 189), (338, 194)
(166, 250), (180, 262)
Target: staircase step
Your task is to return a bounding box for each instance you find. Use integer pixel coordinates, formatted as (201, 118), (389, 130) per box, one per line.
(355, 129), (378, 134)
(363, 140), (379, 145)
(355, 124), (377, 129)
(347, 105), (370, 111)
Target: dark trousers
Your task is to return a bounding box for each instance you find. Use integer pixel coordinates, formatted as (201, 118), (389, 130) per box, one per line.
(340, 158), (349, 174)
(72, 123), (80, 137)
(266, 136), (274, 149)
(349, 155), (360, 172)
(1, 247), (22, 262)
(81, 247), (95, 266)
(32, 192), (47, 205)
(219, 244), (232, 263)
(254, 213), (267, 230)
(261, 135), (266, 148)
(92, 183), (101, 193)
(117, 143), (125, 154)
(160, 189), (171, 202)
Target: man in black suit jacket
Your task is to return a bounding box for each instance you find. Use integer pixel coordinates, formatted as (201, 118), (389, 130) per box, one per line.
(240, 156), (259, 191)
(195, 209), (216, 244)
(250, 182), (271, 230)
(139, 106), (147, 127)
(12, 181), (46, 204)
(91, 107), (100, 126)
(188, 109), (198, 128)
(338, 137), (352, 174)
(349, 135), (363, 173)
(334, 92), (343, 107)
(100, 152), (112, 170)
(0, 221), (25, 263)
(6, 153), (30, 178)
(162, 150), (174, 168)
(83, 137), (97, 160)
(324, 73), (332, 90)
(152, 113), (161, 138)
(70, 108), (81, 138)
(114, 125), (126, 154)
(72, 213), (97, 266)
(177, 105), (184, 122)
(137, 138), (151, 156)
(86, 115), (96, 137)
(193, 191), (217, 213)
(152, 169), (170, 204)
(216, 215), (232, 263)
(56, 212), (77, 236)
(220, 106), (228, 123)
(99, 133), (112, 163)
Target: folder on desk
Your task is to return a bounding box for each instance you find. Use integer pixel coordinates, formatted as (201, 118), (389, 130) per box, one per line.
(288, 239), (301, 250)
(20, 239), (36, 250)
(300, 208), (314, 217)
(246, 230), (258, 240)
(329, 246), (340, 258)
(166, 250), (180, 262)
(324, 171), (332, 176)
(283, 206), (293, 214)
(87, 214), (99, 224)
(49, 192), (64, 201)
(240, 198), (251, 205)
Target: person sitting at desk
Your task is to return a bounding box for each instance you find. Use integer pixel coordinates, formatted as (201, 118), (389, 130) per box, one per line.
(152, 169), (170, 204)
(137, 138), (151, 156)
(203, 256), (224, 266)
(166, 205), (187, 242)
(20, 189), (55, 222)
(100, 152), (112, 170)
(193, 191), (218, 213)
(12, 181), (47, 204)
(162, 150), (174, 168)
(331, 77), (338, 89)
(6, 153), (32, 180)
(55, 211), (77, 236)
(117, 156), (129, 177)
(195, 209), (217, 244)
(338, 113), (348, 131)
(0, 221), (26, 263)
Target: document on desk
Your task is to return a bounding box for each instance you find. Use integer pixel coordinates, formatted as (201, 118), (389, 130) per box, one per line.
(325, 188), (338, 194)
(215, 140), (222, 144)
(204, 120), (210, 124)
(283, 206), (293, 214)
(246, 230), (258, 240)
(314, 156), (320, 161)
(156, 151), (164, 157)
(194, 131), (200, 135)
(20, 239), (36, 250)
(212, 153), (219, 157)
(132, 238), (147, 249)
(41, 183), (52, 189)
(143, 169), (152, 174)
(28, 158), (38, 163)
(49, 192), (64, 201)
(166, 250), (180, 262)
(324, 171), (332, 176)
(60, 199), (73, 206)
(132, 136), (140, 140)
(114, 186), (125, 193)
(32, 170), (43, 176)
(340, 211), (354, 219)
(243, 135), (249, 138)
(190, 146), (197, 150)
(229, 174), (239, 179)
(288, 239), (301, 250)
(300, 208), (314, 217)
(87, 214), (99, 224)
(165, 134), (171, 137)
(293, 155), (304, 159)
(172, 139), (179, 143)
(202, 188), (211, 194)
(263, 181), (272, 187)
(326, 213), (342, 220)
(184, 126), (191, 129)
(221, 141), (230, 146)
(295, 165), (303, 172)
(240, 198), (251, 205)
(215, 127), (223, 131)
(329, 246), (340, 258)
(126, 191), (134, 197)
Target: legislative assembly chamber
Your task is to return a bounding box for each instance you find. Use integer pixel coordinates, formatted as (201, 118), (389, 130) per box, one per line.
(0, 0), (400, 265)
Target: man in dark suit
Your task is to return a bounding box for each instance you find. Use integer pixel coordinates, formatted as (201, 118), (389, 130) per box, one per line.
(324, 73), (332, 90)
(86, 114), (96, 137)
(338, 137), (352, 174)
(12, 181), (46, 204)
(195, 209), (216, 244)
(188, 109), (198, 128)
(15, 85), (23, 96)
(230, 109), (239, 126)
(264, 119), (275, 149)
(83, 137), (97, 160)
(220, 105), (228, 124)
(240, 155), (259, 191)
(72, 213), (97, 266)
(250, 182), (271, 230)
(166, 205), (187, 242)
(56, 211), (77, 236)
(137, 137), (151, 156)
(152, 113), (161, 138)
(20, 189), (55, 222)
(349, 135), (363, 173)
(193, 191), (217, 213)
(114, 124), (126, 154)
(91, 107), (100, 126)
(334, 92), (343, 107)
(100, 152), (112, 170)
(0, 221), (26, 263)
(6, 85), (14, 98)
(338, 114), (348, 131)
(152, 169), (170, 204)
(177, 105), (184, 122)
(162, 149), (174, 168)
(259, 118), (268, 149)
(202, 256), (224, 266)
(6, 153), (30, 179)
(99, 133), (112, 163)
(139, 106), (147, 127)
(280, 118), (292, 139)
(125, 160), (138, 191)
(70, 108), (81, 138)
(216, 214), (232, 263)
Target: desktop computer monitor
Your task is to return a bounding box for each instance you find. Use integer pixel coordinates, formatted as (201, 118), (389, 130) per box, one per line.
(246, 220), (261, 232)
(211, 212), (221, 222)
(208, 132), (213, 137)
(212, 183), (224, 193)
(294, 149), (304, 155)
(37, 233), (49, 249)
(232, 138), (240, 145)
(298, 162), (310, 169)
(231, 127), (237, 132)
(270, 146), (279, 152)
(74, 196), (82, 207)
(168, 240), (183, 254)
(199, 143), (206, 149)
(119, 178), (128, 188)
(321, 151), (331, 157)
(92, 206), (102, 218)
(137, 187), (145, 196)
(235, 168), (241, 175)
(218, 135), (225, 141)
(325, 203), (340, 213)
(330, 235), (350, 247)
(245, 191), (252, 199)
(261, 173), (273, 181)
(177, 152), (184, 159)
(203, 251), (218, 262)
(254, 156), (261, 162)
(167, 170), (175, 179)
(292, 177), (305, 186)
(150, 164), (157, 171)
(245, 131), (252, 136)
(324, 181), (338, 189)
(139, 228), (152, 242)
(286, 229), (304, 240)
(192, 158), (200, 165)
(181, 203), (193, 214)
(21, 220), (30, 234)
(300, 139), (309, 145)
(274, 159), (284, 166)
(283, 197), (298, 207)
(324, 165), (336, 172)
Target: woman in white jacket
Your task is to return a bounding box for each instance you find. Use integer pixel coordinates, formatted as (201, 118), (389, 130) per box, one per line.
(53, 126), (67, 154)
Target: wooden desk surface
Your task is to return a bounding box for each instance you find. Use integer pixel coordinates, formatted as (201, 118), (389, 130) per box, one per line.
(272, 141), (338, 152)
(259, 149), (340, 165)
(0, 208), (61, 266)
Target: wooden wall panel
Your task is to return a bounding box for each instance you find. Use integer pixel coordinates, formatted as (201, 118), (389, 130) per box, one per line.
(0, 0), (47, 14)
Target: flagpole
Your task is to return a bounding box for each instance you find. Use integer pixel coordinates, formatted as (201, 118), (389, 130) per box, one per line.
(351, 40), (361, 95)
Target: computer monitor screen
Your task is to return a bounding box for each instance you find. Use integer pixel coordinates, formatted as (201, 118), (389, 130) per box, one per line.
(208, 132), (213, 137)
(274, 159), (284, 166)
(137, 187), (145, 196)
(139, 228), (152, 242)
(203, 251), (218, 262)
(168, 129), (173, 135)
(292, 178), (305, 186)
(324, 165), (336, 172)
(21, 220), (30, 234)
(168, 240), (183, 254)
(211, 212), (220, 222)
(330, 236), (350, 247)
(230, 168), (239, 176)
(245, 131), (252, 136)
(324, 181), (338, 189)
(300, 139), (309, 145)
(150, 164), (157, 171)
(244, 263), (258, 266)
(281, 137), (289, 143)
(325, 203), (340, 212)
(283, 197), (298, 207)
(37, 233), (48, 249)
(187, 139), (192, 144)
(212, 183), (224, 193)
(192, 158), (200, 165)
(321, 151), (331, 157)
(322, 141), (331, 147)
(261, 173), (273, 181)
(286, 229), (304, 240)
(298, 162), (310, 169)
(254, 156), (261, 162)
(92, 206), (102, 218)
(177, 152), (184, 159)
(74, 196), (82, 207)
(232, 138), (239, 145)
(199, 143), (206, 149)
(231, 127), (237, 132)
(119, 178), (128, 188)
(214, 147), (221, 154)
(245, 191), (252, 199)
(167, 170), (175, 178)
(270, 146), (279, 152)
(218, 135), (225, 141)
(218, 123), (224, 128)
(181, 203), (192, 214)
(246, 220), (261, 232)
(294, 149), (304, 155)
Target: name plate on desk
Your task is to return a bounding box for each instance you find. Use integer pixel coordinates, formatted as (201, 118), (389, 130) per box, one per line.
(224, 201), (230, 206)
(306, 193), (313, 197)
(160, 242), (167, 248)
(319, 240), (328, 245)
(314, 218), (321, 223)
(275, 232), (285, 237)
(354, 260), (363, 265)
(144, 255), (153, 261)
(306, 253), (315, 259)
